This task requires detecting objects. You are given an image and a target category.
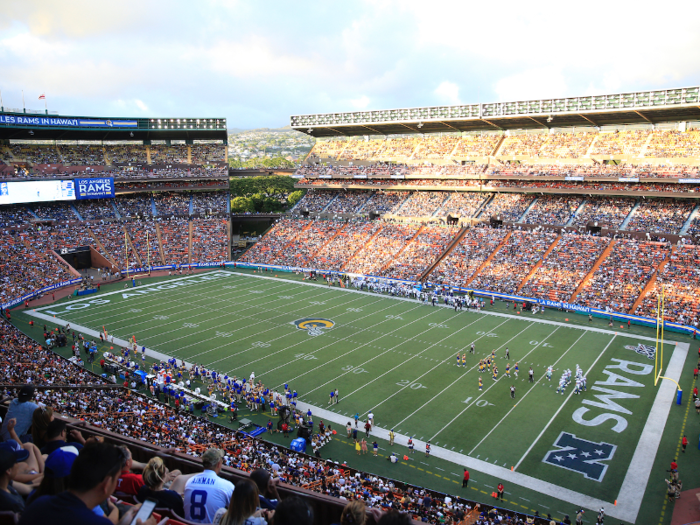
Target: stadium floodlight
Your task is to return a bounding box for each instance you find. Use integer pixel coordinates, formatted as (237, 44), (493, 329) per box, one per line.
(547, 115), (553, 122)
(308, 128), (313, 133)
(417, 122), (423, 128)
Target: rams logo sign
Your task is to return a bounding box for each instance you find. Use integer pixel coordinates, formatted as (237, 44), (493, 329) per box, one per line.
(293, 318), (335, 336)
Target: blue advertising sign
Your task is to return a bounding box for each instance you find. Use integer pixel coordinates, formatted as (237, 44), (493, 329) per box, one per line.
(75, 178), (115, 199)
(0, 114), (137, 128)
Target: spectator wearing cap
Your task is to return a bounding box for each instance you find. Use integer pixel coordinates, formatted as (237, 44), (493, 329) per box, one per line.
(18, 442), (153, 525)
(0, 385), (39, 442)
(0, 439), (44, 485)
(250, 468), (280, 510)
(183, 448), (234, 523)
(0, 445), (29, 512)
(27, 446), (80, 504)
(40, 420), (86, 455)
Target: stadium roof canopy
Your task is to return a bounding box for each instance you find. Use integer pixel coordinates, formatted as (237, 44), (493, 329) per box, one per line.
(0, 110), (227, 141)
(291, 86), (700, 138)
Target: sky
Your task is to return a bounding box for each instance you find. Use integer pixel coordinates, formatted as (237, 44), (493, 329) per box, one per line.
(1, 0), (700, 130)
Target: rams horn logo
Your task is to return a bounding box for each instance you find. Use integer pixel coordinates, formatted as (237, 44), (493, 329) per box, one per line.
(293, 318), (335, 336)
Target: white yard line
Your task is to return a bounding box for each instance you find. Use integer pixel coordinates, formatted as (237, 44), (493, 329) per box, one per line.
(513, 335), (617, 470)
(391, 322), (536, 428)
(229, 271), (664, 343)
(469, 330), (589, 456)
(428, 327), (562, 442)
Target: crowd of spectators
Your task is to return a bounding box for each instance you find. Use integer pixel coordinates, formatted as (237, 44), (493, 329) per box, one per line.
(117, 180), (228, 192)
(468, 230), (559, 294)
(325, 191), (373, 214)
(160, 219), (191, 265)
(498, 134), (548, 157)
(191, 143), (227, 163)
(150, 144), (190, 164)
(90, 222), (135, 269)
(29, 203), (79, 222)
(437, 192), (488, 217)
(480, 193), (536, 222)
(452, 135), (500, 158)
(126, 221), (163, 266)
(363, 192), (409, 214)
(192, 219), (229, 263)
(522, 195), (584, 225)
(10, 144), (61, 164)
(538, 132), (595, 158)
(0, 230), (74, 304)
(379, 225), (458, 280)
(344, 223), (421, 275)
(308, 140), (348, 159)
(519, 234), (611, 302)
(635, 244), (700, 327)
(239, 218), (305, 264)
(192, 192), (230, 216)
(294, 190), (341, 213)
(114, 194), (155, 219)
(429, 227), (509, 288)
(73, 200), (118, 221)
(107, 144), (148, 164)
(590, 130), (649, 156)
(570, 197), (636, 229)
(305, 221), (382, 270)
(625, 199), (695, 234)
(646, 130), (700, 157)
(395, 192), (450, 217)
(576, 239), (670, 312)
(265, 221), (344, 268)
(154, 193), (191, 217)
(58, 145), (106, 166)
(413, 136), (459, 159)
(0, 205), (35, 227)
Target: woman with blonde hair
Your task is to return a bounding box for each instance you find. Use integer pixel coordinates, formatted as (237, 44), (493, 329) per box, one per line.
(213, 478), (270, 525)
(340, 500), (366, 525)
(137, 456), (185, 516)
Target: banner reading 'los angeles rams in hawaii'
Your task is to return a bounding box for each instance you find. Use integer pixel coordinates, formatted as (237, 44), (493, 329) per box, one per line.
(75, 178), (115, 200)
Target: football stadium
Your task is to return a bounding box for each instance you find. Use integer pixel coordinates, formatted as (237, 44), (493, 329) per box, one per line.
(3, 12), (700, 521)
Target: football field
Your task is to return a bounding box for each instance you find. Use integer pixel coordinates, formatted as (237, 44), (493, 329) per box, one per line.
(26, 269), (690, 522)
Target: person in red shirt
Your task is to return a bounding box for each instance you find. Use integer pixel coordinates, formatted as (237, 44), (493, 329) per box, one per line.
(462, 469), (470, 488)
(497, 482), (504, 501)
(281, 422), (289, 438)
(682, 436), (688, 453)
(694, 368), (698, 380)
(115, 446), (145, 496)
(670, 459), (678, 472)
(693, 386), (698, 399)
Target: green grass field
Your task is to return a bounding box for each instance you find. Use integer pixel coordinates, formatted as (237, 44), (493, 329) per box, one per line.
(16, 269), (697, 525)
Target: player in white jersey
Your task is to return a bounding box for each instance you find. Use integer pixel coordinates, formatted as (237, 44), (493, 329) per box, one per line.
(546, 366), (553, 381)
(556, 378), (566, 395)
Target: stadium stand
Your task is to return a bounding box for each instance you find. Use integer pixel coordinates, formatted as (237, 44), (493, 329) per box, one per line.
(625, 199), (695, 235)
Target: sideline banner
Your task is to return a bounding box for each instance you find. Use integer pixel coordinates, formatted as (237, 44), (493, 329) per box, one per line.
(0, 114), (137, 128)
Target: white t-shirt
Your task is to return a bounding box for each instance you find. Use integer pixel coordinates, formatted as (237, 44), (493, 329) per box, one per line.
(184, 470), (235, 523)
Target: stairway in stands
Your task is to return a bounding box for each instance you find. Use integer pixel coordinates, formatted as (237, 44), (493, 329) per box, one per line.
(569, 240), (616, 302)
(464, 231), (512, 286)
(419, 227), (468, 282)
(515, 235), (561, 293)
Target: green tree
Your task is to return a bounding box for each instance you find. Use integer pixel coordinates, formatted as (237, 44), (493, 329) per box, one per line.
(230, 196), (255, 213)
(287, 190), (306, 207)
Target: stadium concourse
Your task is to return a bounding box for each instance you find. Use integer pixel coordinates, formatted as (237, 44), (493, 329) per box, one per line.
(2, 123), (700, 525)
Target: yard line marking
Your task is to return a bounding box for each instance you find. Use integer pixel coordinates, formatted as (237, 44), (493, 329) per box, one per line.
(302, 312), (490, 403)
(240, 302), (432, 378)
(231, 269), (664, 343)
(469, 330), (588, 456)
(513, 334), (617, 470)
(345, 315), (502, 412)
(390, 321), (535, 428)
(428, 326), (562, 442)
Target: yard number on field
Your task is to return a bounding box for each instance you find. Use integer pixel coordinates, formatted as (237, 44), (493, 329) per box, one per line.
(342, 365), (369, 374)
(463, 397), (494, 407)
(396, 379), (427, 390)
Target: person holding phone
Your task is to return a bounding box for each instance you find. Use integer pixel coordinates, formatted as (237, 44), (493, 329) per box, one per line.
(18, 442), (156, 525)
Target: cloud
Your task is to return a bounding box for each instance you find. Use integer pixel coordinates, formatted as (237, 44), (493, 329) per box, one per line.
(135, 99), (148, 112)
(493, 68), (567, 102)
(350, 95), (371, 109)
(434, 81), (461, 105)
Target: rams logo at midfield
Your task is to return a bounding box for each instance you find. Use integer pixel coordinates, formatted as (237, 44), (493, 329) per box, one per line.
(293, 318), (335, 336)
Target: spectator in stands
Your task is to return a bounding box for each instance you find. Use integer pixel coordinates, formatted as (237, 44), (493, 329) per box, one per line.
(40, 419), (86, 455)
(115, 446), (145, 496)
(0, 447), (28, 513)
(18, 442), (153, 525)
(0, 385), (38, 442)
(250, 468), (280, 510)
(213, 478), (268, 525)
(137, 456), (185, 517)
(340, 500), (367, 525)
(30, 407), (54, 450)
(183, 448), (234, 523)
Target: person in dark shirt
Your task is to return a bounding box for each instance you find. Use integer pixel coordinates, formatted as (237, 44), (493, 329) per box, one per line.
(18, 442), (155, 525)
(250, 468), (280, 510)
(136, 457), (184, 517)
(0, 448), (28, 513)
(40, 420), (85, 456)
